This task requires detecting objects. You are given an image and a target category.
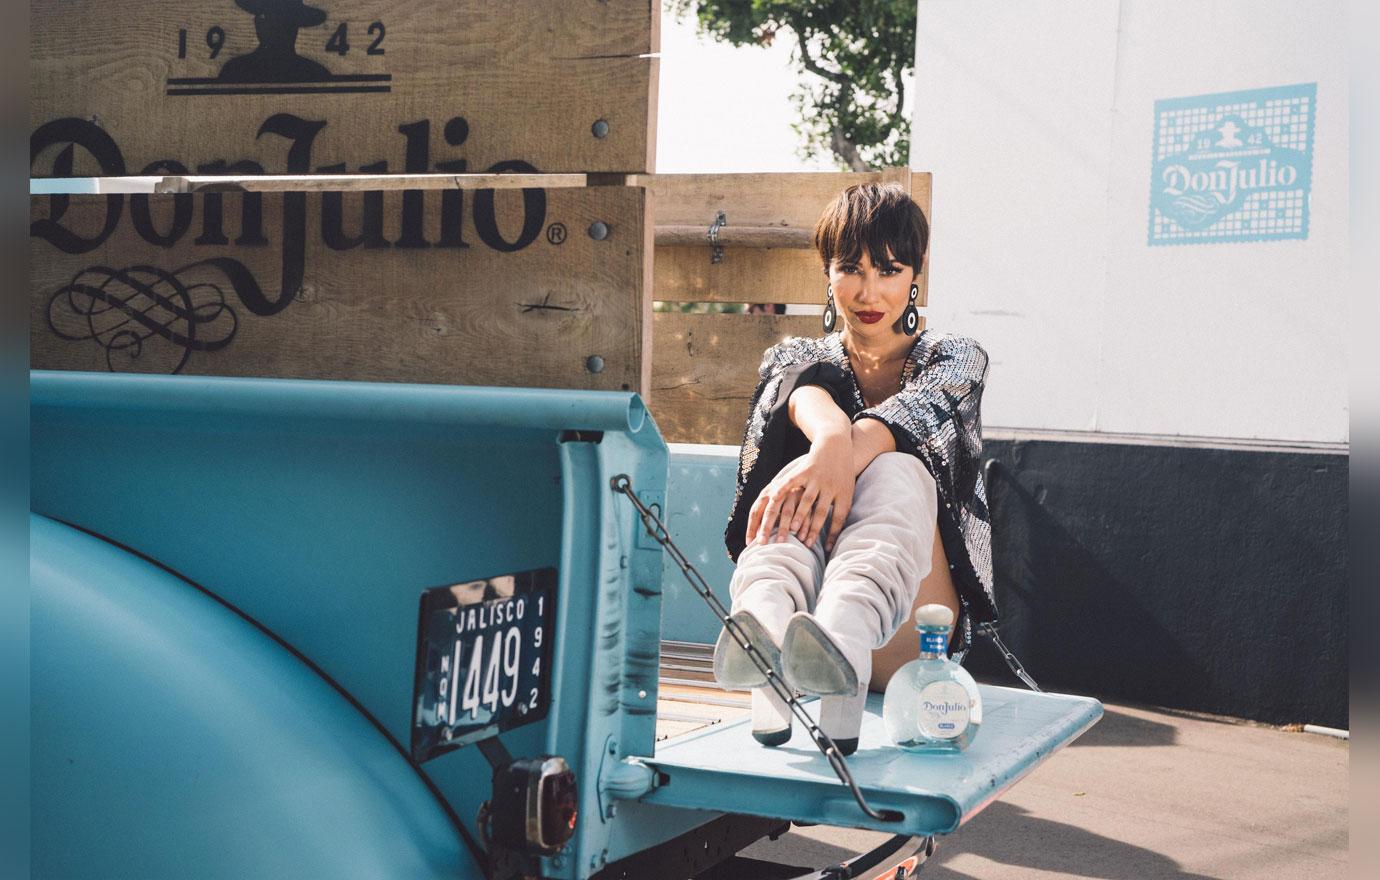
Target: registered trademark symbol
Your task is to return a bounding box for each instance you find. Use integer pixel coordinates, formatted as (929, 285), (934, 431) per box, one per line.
(547, 223), (567, 245)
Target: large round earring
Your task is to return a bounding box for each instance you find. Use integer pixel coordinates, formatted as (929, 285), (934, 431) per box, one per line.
(901, 284), (920, 336)
(822, 285), (838, 333)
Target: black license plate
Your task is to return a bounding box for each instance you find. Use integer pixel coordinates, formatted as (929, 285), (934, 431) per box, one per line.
(411, 566), (557, 762)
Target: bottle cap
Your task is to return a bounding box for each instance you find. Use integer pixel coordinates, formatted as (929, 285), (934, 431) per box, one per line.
(914, 603), (954, 628)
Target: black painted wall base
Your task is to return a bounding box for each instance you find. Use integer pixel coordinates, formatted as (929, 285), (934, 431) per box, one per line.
(964, 437), (1348, 730)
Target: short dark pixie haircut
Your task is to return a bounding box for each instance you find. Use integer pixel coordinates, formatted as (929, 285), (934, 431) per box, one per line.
(812, 182), (929, 278)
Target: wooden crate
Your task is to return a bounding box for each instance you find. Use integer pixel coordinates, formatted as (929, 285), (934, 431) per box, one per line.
(29, 0), (658, 394)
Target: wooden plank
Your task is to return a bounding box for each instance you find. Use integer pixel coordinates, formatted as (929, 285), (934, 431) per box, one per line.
(30, 185), (650, 391)
(634, 168), (918, 228)
(646, 170), (931, 304)
(650, 312), (817, 446)
(31, 1), (657, 177)
(656, 682), (751, 705)
(653, 247), (826, 305)
(654, 697), (748, 744)
(656, 226), (812, 248)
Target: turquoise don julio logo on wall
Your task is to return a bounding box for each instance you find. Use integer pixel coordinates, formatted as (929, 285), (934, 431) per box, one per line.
(1149, 83), (1316, 245)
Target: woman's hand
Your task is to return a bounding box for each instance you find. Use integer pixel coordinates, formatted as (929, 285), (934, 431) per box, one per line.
(746, 431), (856, 553)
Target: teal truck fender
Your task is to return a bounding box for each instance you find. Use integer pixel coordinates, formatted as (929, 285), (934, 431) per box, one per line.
(31, 513), (477, 878)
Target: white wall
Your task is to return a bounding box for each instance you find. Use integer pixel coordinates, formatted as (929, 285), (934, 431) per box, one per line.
(912, 0), (1349, 444)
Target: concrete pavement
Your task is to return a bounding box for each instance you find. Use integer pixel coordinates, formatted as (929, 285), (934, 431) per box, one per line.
(733, 699), (1348, 879)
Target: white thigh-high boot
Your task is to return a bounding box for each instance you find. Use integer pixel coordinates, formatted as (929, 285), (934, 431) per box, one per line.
(782, 452), (937, 754)
(713, 520), (828, 745)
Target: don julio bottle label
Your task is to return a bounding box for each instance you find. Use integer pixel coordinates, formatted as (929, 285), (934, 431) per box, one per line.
(917, 681), (971, 739)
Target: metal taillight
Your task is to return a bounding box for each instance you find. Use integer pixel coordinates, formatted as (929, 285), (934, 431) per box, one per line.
(489, 755), (578, 855)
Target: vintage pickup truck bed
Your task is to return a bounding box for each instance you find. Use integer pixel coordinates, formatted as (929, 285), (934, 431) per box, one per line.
(30, 372), (1100, 879)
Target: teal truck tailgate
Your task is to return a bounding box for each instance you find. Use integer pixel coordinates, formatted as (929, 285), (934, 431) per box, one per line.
(642, 687), (1102, 837)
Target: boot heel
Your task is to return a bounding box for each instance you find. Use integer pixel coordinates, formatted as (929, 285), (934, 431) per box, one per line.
(819, 686), (868, 755)
(750, 687), (792, 746)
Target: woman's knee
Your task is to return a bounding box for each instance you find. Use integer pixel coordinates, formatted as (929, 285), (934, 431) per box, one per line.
(856, 452), (937, 503)
(862, 450), (930, 477)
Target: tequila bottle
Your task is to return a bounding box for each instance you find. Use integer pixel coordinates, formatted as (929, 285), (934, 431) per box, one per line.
(882, 604), (982, 752)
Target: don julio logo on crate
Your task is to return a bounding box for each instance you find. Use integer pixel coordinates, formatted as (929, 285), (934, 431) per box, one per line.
(29, 114), (554, 374)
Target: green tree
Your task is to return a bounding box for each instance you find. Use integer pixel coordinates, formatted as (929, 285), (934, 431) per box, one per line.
(669, 1), (915, 171)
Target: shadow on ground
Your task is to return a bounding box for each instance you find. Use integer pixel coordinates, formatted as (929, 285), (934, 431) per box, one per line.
(717, 797), (1216, 880)
(921, 800), (1217, 880)
(1067, 706), (1177, 747)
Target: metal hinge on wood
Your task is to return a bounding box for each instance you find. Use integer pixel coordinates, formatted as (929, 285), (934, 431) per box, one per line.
(708, 210), (727, 264)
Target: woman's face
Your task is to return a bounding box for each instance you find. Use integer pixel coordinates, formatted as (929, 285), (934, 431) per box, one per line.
(827, 246), (917, 342)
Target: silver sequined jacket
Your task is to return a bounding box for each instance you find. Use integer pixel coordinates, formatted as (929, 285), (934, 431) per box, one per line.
(723, 330), (996, 652)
